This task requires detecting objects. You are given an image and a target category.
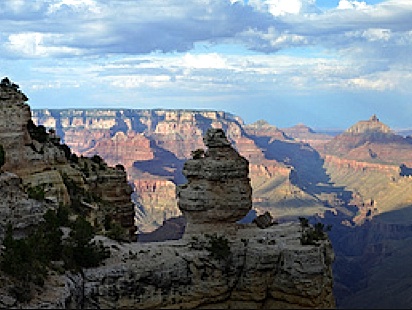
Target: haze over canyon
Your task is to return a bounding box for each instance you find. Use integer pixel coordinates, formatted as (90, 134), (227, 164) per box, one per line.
(32, 108), (412, 308)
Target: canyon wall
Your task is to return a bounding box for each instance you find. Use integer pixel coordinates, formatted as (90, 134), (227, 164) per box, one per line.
(18, 223), (335, 310)
(0, 125), (336, 309)
(0, 81), (135, 239)
(32, 109), (296, 232)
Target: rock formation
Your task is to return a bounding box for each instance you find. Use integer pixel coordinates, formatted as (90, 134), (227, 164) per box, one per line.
(0, 171), (49, 238)
(177, 128), (252, 234)
(322, 115), (412, 165)
(17, 223), (335, 309)
(282, 123), (333, 151)
(32, 109), (295, 232)
(1, 129), (335, 309)
(0, 79), (136, 239)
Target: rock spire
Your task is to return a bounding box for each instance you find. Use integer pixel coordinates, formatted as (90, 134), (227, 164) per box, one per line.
(176, 128), (252, 234)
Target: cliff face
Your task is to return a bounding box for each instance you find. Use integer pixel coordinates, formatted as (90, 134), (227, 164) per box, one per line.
(0, 80), (135, 238)
(10, 129), (335, 310)
(32, 109), (296, 232)
(0, 172), (49, 238)
(21, 224), (335, 310)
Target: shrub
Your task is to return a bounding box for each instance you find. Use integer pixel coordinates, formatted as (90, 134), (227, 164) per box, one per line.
(298, 217), (309, 229)
(70, 153), (79, 163)
(115, 164), (125, 171)
(300, 221), (332, 246)
(91, 154), (103, 165)
(27, 120), (49, 143)
(0, 207), (110, 302)
(27, 185), (45, 201)
(106, 221), (126, 241)
(59, 144), (71, 160)
(205, 234), (231, 261)
(62, 217), (110, 269)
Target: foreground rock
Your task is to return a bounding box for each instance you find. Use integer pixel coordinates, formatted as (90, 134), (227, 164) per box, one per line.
(19, 223), (335, 309)
(2, 128), (335, 309)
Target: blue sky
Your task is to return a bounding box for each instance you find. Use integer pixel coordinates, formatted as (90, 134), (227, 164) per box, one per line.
(1, 0), (411, 130)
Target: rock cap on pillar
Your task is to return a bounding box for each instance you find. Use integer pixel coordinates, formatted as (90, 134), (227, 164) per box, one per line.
(176, 128), (252, 235)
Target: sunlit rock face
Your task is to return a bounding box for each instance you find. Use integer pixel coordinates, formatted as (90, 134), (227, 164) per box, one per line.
(0, 80), (136, 238)
(7, 129), (335, 309)
(177, 128), (252, 234)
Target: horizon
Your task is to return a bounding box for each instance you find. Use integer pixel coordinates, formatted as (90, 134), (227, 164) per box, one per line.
(2, 0), (412, 130)
(31, 107), (412, 133)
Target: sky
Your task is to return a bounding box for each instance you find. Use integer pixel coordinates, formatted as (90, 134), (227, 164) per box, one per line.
(1, 0), (412, 130)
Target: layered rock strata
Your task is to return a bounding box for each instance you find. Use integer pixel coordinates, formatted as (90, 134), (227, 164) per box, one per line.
(177, 128), (252, 234)
(0, 80), (135, 238)
(0, 122), (335, 309)
(19, 224), (335, 309)
(32, 109), (294, 232)
(0, 172), (49, 239)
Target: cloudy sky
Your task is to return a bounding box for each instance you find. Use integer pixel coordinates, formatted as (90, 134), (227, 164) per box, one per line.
(1, 0), (411, 129)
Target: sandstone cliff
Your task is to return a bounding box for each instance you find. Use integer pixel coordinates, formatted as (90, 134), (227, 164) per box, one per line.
(32, 109), (329, 233)
(0, 79), (135, 239)
(1, 128), (335, 309)
(322, 115), (412, 165)
(16, 223), (334, 310)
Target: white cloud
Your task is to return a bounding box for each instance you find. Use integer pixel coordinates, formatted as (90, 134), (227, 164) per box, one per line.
(47, 0), (102, 15)
(248, 0), (317, 16)
(2, 0), (412, 105)
(5, 32), (82, 57)
(266, 0), (303, 16)
(182, 53), (228, 69)
(337, 0), (368, 10)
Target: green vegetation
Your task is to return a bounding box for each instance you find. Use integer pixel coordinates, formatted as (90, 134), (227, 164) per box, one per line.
(106, 221), (127, 241)
(59, 143), (72, 160)
(61, 172), (100, 215)
(115, 164), (125, 171)
(205, 233), (231, 261)
(299, 217), (332, 246)
(62, 216), (110, 269)
(89, 155), (107, 171)
(27, 184), (45, 201)
(27, 120), (49, 143)
(70, 153), (79, 163)
(0, 144), (5, 168)
(0, 207), (110, 302)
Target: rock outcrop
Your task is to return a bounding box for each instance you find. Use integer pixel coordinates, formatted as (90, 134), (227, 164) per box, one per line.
(5, 129), (335, 309)
(19, 223), (335, 309)
(0, 79), (136, 239)
(0, 171), (49, 239)
(322, 115), (412, 165)
(177, 128), (252, 234)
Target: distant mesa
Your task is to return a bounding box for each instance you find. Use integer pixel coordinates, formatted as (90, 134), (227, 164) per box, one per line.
(322, 114), (412, 165)
(345, 114), (392, 135)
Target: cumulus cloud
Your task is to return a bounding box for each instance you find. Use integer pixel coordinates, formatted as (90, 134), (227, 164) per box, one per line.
(2, 0), (412, 103)
(337, 0), (368, 10)
(0, 0), (411, 62)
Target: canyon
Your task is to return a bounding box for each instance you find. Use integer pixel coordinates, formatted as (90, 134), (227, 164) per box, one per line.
(0, 89), (336, 309)
(32, 108), (412, 308)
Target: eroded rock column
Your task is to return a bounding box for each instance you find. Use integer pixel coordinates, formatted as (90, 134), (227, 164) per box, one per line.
(176, 128), (252, 235)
